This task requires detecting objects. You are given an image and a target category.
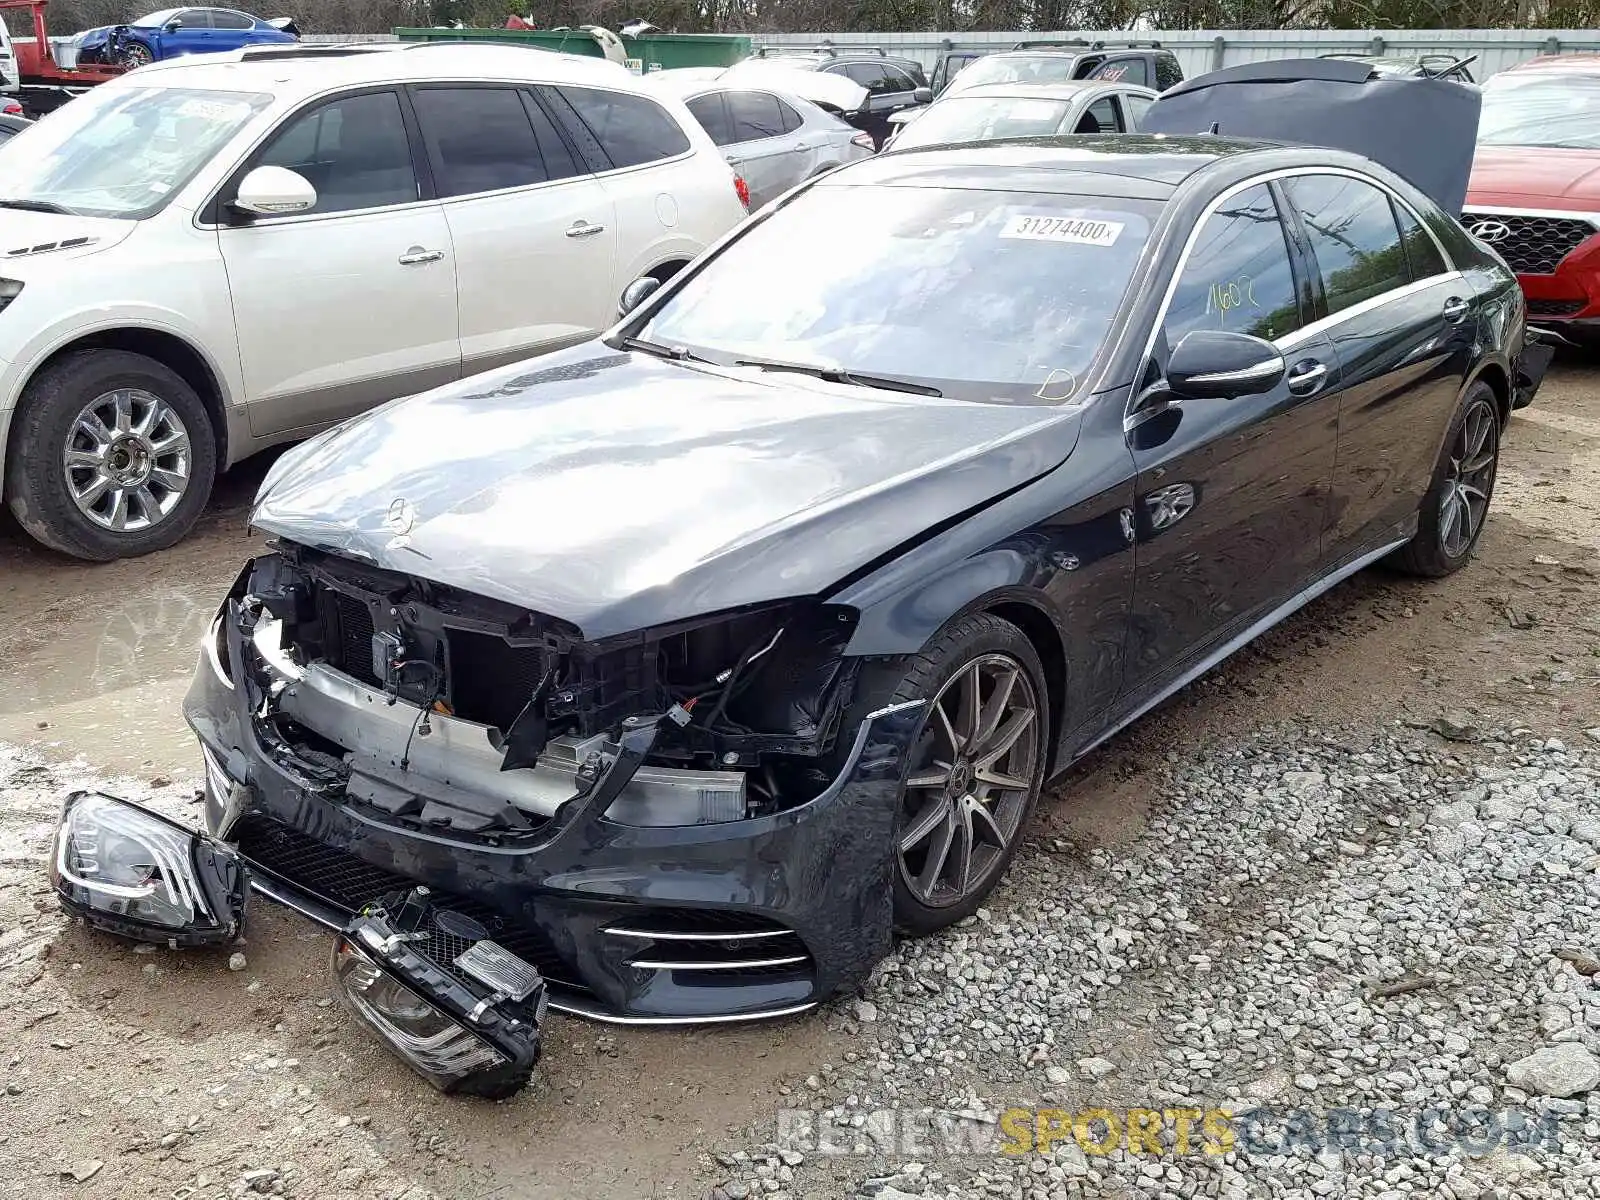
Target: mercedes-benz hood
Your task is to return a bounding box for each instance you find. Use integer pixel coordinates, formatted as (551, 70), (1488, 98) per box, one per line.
(251, 346), (1082, 641)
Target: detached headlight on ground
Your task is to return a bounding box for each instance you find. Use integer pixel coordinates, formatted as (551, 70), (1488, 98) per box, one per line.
(49, 791), (248, 946)
(331, 887), (544, 1099)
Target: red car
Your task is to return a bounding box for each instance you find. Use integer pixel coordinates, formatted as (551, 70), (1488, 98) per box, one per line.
(1465, 54), (1600, 342)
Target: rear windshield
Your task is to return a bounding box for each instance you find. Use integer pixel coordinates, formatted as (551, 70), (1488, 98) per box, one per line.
(1479, 72), (1600, 149)
(641, 183), (1161, 404)
(895, 96), (1078, 149)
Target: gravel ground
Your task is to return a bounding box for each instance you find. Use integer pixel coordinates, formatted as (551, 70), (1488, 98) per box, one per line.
(700, 722), (1600, 1199)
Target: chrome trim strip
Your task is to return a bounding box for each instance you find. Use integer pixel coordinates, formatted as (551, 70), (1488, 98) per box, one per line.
(1275, 273), (1464, 351)
(1184, 358), (1283, 384)
(1137, 165), (1457, 370)
(1076, 535), (1410, 759)
(630, 955), (810, 971)
(249, 872), (343, 928)
(547, 998), (818, 1026)
(606, 926), (792, 941)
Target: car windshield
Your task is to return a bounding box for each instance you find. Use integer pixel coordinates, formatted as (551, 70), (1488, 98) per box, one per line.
(951, 55), (1078, 92)
(640, 183), (1159, 404)
(132, 8), (183, 25)
(894, 96), (1078, 149)
(1478, 73), (1600, 149)
(0, 85), (271, 219)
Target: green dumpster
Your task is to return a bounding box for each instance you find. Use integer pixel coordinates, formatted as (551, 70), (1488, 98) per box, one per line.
(393, 27), (752, 72)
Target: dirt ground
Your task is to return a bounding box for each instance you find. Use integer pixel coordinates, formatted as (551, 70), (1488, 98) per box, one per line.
(0, 360), (1595, 1200)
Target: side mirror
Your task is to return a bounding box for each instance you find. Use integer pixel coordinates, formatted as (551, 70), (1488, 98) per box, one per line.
(163, 18), (183, 31)
(231, 165), (317, 217)
(1166, 330), (1284, 399)
(912, 86), (934, 105)
(617, 275), (663, 318)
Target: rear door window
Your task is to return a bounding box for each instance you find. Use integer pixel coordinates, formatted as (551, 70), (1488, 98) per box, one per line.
(1284, 174), (1409, 314)
(727, 90), (788, 141)
(555, 86), (691, 169)
(687, 92), (735, 146)
(255, 90), (418, 215)
(209, 9), (253, 29)
(1394, 201), (1449, 280)
(1155, 54), (1184, 90)
(411, 86), (567, 197)
(1164, 182), (1304, 344)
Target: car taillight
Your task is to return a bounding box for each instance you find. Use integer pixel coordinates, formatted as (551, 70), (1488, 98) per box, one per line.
(851, 131), (875, 150)
(733, 174), (750, 210)
(2, 101), (20, 116)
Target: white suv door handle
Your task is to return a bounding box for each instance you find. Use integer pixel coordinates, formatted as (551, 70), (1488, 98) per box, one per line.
(566, 220), (606, 238)
(398, 248), (444, 265)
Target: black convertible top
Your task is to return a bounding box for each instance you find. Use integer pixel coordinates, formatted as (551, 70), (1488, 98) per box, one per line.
(1140, 57), (1481, 214)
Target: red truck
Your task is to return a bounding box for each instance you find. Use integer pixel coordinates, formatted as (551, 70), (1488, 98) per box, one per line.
(3, 0), (127, 116)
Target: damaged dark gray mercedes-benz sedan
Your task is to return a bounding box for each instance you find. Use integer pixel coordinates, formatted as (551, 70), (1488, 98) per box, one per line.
(185, 62), (1548, 1026)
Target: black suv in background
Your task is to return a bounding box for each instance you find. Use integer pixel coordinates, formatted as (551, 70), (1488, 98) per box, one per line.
(934, 39), (1184, 95)
(753, 44), (932, 146)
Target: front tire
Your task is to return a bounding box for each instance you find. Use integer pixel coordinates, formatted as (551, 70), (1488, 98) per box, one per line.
(866, 613), (1050, 937)
(5, 350), (216, 561)
(1388, 380), (1500, 578)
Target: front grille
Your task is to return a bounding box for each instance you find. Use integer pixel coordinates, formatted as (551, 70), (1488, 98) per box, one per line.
(1464, 211), (1597, 275)
(1528, 298), (1585, 318)
(446, 630), (546, 732)
(233, 813), (578, 986)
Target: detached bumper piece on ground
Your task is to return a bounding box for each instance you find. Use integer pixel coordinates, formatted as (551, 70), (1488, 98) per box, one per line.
(50, 791), (248, 947)
(48, 794), (547, 1098)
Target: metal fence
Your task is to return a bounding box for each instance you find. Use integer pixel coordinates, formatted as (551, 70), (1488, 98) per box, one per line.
(745, 28), (1600, 79)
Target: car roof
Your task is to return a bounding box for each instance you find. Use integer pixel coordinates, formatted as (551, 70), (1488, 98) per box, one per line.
(1501, 52), (1600, 75)
(937, 80), (1155, 102)
(843, 135), (1266, 197)
(122, 42), (636, 97)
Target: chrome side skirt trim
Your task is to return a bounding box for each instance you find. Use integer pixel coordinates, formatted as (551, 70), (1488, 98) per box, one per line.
(1076, 535), (1410, 759)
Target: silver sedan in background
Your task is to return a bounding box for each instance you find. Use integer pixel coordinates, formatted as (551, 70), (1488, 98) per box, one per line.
(647, 69), (875, 208)
(884, 80), (1158, 151)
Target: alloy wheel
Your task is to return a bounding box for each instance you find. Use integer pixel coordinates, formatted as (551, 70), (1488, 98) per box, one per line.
(1439, 396), (1498, 559)
(62, 389), (192, 534)
(897, 653), (1040, 908)
(123, 44), (153, 67)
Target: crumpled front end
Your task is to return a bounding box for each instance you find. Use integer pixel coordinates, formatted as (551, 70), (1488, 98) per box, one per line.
(184, 547), (921, 1023)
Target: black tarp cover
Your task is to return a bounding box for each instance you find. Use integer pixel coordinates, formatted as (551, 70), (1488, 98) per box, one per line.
(1140, 58), (1481, 215)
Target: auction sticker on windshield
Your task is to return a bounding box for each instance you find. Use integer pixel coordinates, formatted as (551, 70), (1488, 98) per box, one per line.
(1001, 214), (1124, 246)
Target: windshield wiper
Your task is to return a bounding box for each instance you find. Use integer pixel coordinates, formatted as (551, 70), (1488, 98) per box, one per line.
(0, 198), (76, 215)
(619, 336), (712, 363)
(733, 357), (943, 397)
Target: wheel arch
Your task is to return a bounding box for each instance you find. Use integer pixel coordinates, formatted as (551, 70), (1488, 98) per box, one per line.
(1466, 359), (1512, 428)
(977, 595), (1069, 776)
(13, 327), (232, 473)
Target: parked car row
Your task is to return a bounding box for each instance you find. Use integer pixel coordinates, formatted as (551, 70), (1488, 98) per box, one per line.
(0, 43), (748, 560)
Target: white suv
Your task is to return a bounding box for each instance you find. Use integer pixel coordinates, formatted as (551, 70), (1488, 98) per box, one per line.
(0, 44), (748, 559)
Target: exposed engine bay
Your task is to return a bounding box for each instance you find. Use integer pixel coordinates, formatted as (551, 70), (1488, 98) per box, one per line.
(223, 545), (865, 840)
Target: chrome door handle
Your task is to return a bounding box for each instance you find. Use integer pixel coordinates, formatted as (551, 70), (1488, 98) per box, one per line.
(1285, 359), (1328, 395)
(1442, 296), (1470, 323)
(398, 248), (444, 265)
(566, 221), (606, 238)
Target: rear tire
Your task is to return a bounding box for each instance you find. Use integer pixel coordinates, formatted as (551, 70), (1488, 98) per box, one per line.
(1387, 380), (1500, 578)
(856, 613), (1051, 937)
(5, 350), (216, 561)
